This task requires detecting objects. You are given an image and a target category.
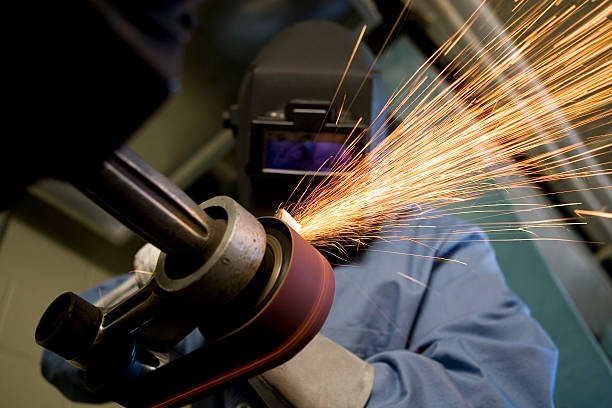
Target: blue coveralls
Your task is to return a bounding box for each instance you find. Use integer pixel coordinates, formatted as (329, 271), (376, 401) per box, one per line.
(42, 214), (558, 407)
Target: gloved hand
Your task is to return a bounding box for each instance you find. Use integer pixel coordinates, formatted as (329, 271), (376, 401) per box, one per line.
(250, 334), (375, 408)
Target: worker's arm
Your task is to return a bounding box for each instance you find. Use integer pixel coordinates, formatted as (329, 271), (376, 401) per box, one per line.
(360, 223), (558, 407)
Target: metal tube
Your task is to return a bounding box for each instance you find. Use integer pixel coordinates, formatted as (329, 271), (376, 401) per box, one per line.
(76, 145), (214, 258)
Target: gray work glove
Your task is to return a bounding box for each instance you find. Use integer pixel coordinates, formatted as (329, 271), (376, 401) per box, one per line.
(250, 334), (375, 408)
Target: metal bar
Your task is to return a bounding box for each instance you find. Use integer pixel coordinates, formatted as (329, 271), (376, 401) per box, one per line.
(76, 145), (214, 258)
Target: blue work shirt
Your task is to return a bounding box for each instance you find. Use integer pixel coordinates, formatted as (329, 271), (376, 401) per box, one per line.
(41, 214), (558, 407)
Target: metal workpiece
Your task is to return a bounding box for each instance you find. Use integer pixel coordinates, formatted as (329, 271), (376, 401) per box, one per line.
(155, 196), (267, 306)
(34, 208), (335, 407)
(93, 273), (153, 310)
(197, 217), (292, 338)
(35, 292), (103, 362)
(77, 145), (214, 258)
(122, 216), (335, 408)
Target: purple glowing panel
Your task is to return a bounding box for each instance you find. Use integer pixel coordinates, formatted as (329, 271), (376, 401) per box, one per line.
(264, 130), (351, 174)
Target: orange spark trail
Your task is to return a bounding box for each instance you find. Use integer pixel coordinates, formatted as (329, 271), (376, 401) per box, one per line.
(285, 0), (611, 250)
(129, 269), (153, 275)
(369, 249), (467, 265)
(396, 272), (440, 294)
(321, 24), (367, 131)
(575, 209), (612, 219)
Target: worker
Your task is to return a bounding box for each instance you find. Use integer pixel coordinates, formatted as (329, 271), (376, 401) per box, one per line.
(41, 21), (558, 407)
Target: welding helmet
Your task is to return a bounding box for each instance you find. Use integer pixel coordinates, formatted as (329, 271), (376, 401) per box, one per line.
(234, 20), (388, 215)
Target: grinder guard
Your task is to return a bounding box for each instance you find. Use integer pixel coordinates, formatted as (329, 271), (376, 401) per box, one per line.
(35, 197), (334, 408)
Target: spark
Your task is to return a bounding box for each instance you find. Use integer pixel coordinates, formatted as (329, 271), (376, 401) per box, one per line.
(129, 269), (153, 275)
(396, 272), (440, 294)
(285, 0), (611, 251)
(350, 280), (410, 338)
(336, 94), (347, 125)
(369, 249), (467, 265)
(345, 0), (415, 114)
(575, 209), (612, 219)
(321, 24), (367, 131)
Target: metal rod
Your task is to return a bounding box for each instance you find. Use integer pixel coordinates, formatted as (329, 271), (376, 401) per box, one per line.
(76, 145), (213, 258)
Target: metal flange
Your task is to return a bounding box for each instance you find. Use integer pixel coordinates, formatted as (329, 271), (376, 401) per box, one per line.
(155, 196), (267, 306)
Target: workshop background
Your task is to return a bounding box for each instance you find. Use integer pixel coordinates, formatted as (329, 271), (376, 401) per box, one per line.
(1, 1), (610, 407)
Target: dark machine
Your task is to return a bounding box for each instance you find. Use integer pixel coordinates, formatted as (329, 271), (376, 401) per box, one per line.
(35, 195), (334, 407)
(0, 0), (390, 402)
(1, 1), (338, 406)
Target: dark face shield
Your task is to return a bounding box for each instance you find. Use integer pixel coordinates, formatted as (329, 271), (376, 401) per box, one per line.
(234, 20), (387, 216)
(250, 99), (366, 177)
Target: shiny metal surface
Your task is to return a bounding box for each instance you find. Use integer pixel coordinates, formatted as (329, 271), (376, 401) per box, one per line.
(77, 145), (214, 258)
(155, 196), (267, 306)
(255, 234), (284, 309)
